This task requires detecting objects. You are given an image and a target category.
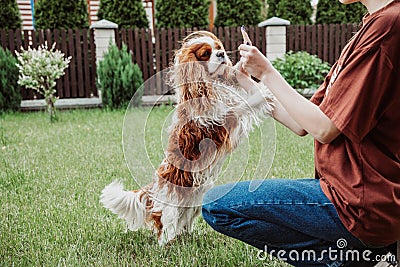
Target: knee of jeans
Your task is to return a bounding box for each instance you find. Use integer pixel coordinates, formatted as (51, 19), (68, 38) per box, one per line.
(202, 187), (230, 229)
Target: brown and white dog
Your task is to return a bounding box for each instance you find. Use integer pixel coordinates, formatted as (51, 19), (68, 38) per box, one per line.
(100, 31), (275, 245)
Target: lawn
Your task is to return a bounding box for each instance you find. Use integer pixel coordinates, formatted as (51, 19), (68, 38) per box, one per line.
(0, 107), (314, 267)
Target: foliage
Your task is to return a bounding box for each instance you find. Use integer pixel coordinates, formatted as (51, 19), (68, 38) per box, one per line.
(214, 0), (263, 27)
(272, 51), (331, 93)
(0, 47), (21, 113)
(155, 0), (210, 28)
(34, 0), (88, 29)
(316, 0), (367, 24)
(16, 43), (71, 121)
(0, 0), (22, 29)
(97, 0), (149, 29)
(97, 43), (144, 109)
(267, 0), (312, 25)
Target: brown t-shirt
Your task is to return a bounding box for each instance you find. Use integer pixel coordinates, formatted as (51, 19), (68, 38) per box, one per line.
(310, 1), (400, 246)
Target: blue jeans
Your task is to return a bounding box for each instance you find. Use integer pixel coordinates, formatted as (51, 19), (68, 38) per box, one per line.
(202, 178), (375, 267)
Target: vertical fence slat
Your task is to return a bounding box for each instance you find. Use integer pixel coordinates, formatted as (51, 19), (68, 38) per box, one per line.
(75, 29), (84, 97)
(127, 29), (134, 56)
(46, 29), (52, 46)
(154, 28), (162, 95)
(60, 29), (70, 98)
(53, 29), (63, 98)
(329, 24), (335, 64)
(15, 30), (22, 53)
(306, 25), (312, 55)
(81, 29), (90, 98)
(68, 29), (77, 98)
(1, 29), (6, 49)
(38, 30), (44, 46)
(167, 28), (173, 67)
(8, 29), (15, 52)
(311, 25), (317, 55)
(89, 28), (97, 97)
(22, 30), (29, 50)
(147, 29), (155, 95)
(322, 24), (328, 63)
(140, 28), (149, 81)
(160, 28), (167, 69)
(334, 24), (340, 62)
(121, 29), (127, 47)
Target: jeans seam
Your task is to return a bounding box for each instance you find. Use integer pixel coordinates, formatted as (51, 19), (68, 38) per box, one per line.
(230, 202), (334, 209)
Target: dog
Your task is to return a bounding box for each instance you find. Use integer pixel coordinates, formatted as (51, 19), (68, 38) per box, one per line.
(100, 31), (275, 245)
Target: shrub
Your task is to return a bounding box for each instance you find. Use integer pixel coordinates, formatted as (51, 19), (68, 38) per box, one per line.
(316, 0), (367, 24)
(155, 0), (210, 28)
(0, 0), (22, 29)
(97, 0), (149, 29)
(16, 43), (71, 121)
(272, 51), (331, 93)
(97, 43), (144, 109)
(214, 0), (263, 27)
(0, 47), (21, 113)
(34, 0), (88, 29)
(267, 0), (312, 25)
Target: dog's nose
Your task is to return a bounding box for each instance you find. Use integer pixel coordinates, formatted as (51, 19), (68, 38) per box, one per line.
(216, 51), (225, 58)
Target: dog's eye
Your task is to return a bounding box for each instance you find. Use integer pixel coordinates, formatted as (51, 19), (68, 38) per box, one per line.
(202, 51), (211, 57)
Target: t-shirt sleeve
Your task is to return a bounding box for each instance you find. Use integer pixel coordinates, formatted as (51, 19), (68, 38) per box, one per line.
(318, 47), (394, 143)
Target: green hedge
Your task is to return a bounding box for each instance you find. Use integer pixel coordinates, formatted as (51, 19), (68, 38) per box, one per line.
(0, 0), (22, 29)
(0, 47), (21, 112)
(316, 0), (367, 24)
(97, 0), (149, 29)
(155, 0), (210, 28)
(267, 0), (312, 25)
(34, 0), (88, 29)
(214, 0), (263, 27)
(272, 51), (331, 92)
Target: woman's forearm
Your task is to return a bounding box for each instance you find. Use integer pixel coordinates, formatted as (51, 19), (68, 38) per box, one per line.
(272, 98), (308, 136)
(261, 68), (340, 144)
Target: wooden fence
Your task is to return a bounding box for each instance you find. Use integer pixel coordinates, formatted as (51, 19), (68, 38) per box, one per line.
(0, 24), (360, 100)
(0, 28), (97, 100)
(115, 26), (266, 95)
(287, 23), (360, 65)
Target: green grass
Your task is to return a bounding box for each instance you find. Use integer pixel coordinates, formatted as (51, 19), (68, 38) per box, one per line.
(0, 107), (314, 266)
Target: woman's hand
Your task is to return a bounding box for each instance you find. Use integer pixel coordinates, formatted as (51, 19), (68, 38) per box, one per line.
(238, 44), (274, 80)
(238, 45), (340, 143)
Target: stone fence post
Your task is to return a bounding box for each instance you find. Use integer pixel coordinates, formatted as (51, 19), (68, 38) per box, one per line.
(258, 17), (290, 61)
(90, 19), (118, 64)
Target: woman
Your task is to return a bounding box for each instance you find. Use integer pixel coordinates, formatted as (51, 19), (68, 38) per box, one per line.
(202, 0), (400, 266)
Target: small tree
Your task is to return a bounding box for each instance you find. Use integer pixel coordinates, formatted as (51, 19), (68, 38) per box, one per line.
(267, 0), (312, 25)
(16, 43), (71, 122)
(155, 0), (210, 28)
(97, 43), (144, 109)
(97, 0), (149, 29)
(214, 0), (263, 27)
(0, 47), (21, 113)
(0, 0), (22, 29)
(316, 0), (366, 24)
(34, 0), (88, 29)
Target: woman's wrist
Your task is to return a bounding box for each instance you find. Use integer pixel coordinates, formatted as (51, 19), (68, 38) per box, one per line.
(260, 67), (277, 87)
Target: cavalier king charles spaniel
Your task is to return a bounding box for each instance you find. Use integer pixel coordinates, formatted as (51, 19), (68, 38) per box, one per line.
(100, 31), (275, 245)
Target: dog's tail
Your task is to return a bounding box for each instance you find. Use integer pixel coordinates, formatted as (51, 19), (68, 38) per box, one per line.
(100, 181), (150, 231)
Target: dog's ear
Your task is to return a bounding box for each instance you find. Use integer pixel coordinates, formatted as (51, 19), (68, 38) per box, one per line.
(171, 54), (214, 104)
